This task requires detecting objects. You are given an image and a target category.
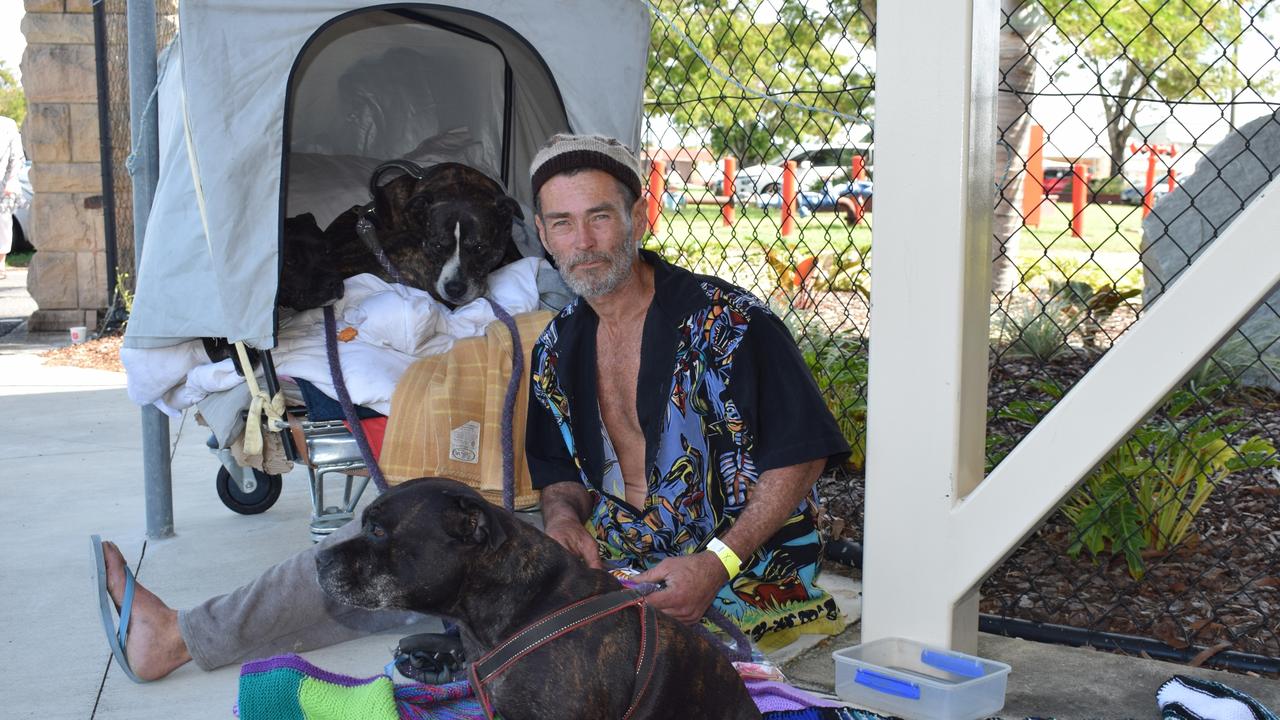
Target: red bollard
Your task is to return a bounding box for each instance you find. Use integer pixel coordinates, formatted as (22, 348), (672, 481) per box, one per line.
(1021, 124), (1045, 227)
(1071, 162), (1088, 239)
(1131, 143), (1178, 217)
(647, 160), (665, 234)
(781, 160), (797, 237)
(722, 156), (736, 227)
(1142, 151), (1158, 219)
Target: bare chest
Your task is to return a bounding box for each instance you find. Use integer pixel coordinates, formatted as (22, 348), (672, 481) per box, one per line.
(595, 329), (644, 435)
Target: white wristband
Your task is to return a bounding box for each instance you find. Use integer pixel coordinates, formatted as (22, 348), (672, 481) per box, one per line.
(706, 537), (742, 579)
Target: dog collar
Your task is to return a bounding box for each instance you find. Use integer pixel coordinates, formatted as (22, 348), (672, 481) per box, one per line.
(468, 589), (659, 720)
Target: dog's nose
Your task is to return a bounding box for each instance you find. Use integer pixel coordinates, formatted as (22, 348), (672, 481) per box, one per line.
(315, 549), (335, 573)
(444, 279), (468, 300)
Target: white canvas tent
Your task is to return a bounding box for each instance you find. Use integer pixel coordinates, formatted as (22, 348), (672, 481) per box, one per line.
(126, 0), (649, 349)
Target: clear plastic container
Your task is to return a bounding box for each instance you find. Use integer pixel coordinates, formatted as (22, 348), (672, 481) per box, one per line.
(833, 637), (1011, 720)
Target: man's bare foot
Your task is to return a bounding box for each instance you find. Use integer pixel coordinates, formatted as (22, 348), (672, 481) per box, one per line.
(101, 541), (192, 681)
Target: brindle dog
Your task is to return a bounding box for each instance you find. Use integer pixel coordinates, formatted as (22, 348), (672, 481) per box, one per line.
(316, 478), (761, 720)
(279, 163), (524, 310)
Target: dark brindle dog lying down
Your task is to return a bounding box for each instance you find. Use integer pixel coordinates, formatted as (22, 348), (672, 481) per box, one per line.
(279, 163), (524, 311)
(316, 478), (762, 720)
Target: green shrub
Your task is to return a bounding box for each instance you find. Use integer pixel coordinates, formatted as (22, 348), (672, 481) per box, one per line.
(117, 271), (134, 316)
(1089, 174), (1130, 195)
(1001, 378), (1278, 580)
(0, 64), (25, 127)
(784, 319), (868, 471)
(1186, 334), (1280, 389)
(992, 286), (1085, 361)
(993, 279), (1140, 360)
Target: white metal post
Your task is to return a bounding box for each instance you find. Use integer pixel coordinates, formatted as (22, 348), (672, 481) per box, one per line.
(862, 0), (999, 653)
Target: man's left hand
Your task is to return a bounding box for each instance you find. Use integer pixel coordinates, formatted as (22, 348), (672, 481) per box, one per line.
(632, 553), (728, 624)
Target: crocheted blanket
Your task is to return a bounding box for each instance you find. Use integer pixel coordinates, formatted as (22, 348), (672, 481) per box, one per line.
(235, 654), (874, 720)
(236, 655), (481, 720)
(238, 655), (1280, 720)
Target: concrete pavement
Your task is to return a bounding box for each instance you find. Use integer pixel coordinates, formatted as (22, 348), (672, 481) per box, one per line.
(0, 271), (437, 718)
(0, 268), (1276, 718)
(783, 620), (1280, 719)
(0, 266), (37, 337)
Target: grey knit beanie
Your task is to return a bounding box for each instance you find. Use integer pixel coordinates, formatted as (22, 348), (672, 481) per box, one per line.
(529, 133), (644, 202)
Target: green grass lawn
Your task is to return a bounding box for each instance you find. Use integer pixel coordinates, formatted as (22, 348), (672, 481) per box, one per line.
(646, 200), (1144, 296)
(1017, 201), (1146, 292)
(646, 205), (871, 295)
(654, 204), (870, 256)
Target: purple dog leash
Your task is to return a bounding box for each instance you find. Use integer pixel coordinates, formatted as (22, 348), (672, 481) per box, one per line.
(621, 579), (754, 663)
(324, 304), (390, 493)
(487, 300), (523, 512)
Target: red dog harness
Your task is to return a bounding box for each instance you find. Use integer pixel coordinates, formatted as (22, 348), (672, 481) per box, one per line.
(468, 589), (659, 720)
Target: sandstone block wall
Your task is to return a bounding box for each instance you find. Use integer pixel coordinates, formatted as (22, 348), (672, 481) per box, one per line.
(21, 0), (104, 330)
(19, 0), (177, 331)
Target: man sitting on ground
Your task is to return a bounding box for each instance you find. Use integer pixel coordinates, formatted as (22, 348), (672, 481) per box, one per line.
(525, 134), (849, 648)
(92, 133), (849, 682)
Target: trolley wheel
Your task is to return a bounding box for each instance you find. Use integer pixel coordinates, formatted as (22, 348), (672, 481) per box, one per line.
(216, 467), (282, 515)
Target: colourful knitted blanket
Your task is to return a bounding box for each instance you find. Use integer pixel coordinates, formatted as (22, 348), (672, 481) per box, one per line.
(236, 655), (482, 720)
(235, 654), (872, 719)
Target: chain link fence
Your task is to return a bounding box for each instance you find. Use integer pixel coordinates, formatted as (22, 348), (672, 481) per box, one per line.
(102, 0), (136, 290)
(643, 0), (877, 480)
(641, 0), (1280, 672)
(982, 0), (1280, 671)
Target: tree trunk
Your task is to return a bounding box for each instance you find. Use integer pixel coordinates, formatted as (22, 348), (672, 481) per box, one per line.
(1107, 120), (1129, 183)
(1102, 64), (1142, 181)
(991, 1), (1044, 298)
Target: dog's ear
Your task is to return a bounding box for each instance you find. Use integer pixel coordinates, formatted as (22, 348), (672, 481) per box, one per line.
(497, 194), (523, 221)
(404, 192), (434, 229)
(443, 493), (508, 549)
(374, 175), (416, 227)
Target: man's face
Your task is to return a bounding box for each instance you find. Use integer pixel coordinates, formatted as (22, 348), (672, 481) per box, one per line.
(534, 169), (645, 299)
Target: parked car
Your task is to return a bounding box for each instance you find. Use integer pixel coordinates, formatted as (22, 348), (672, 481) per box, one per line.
(735, 140), (873, 202)
(755, 178), (873, 215)
(755, 189), (822, 216)
(10, 160), (34, 254)
(699, 165), (726, 194)
(1119, 178), (1172, 205)
(660, 170), (688, 210)
(1041, 166), (1075, 199)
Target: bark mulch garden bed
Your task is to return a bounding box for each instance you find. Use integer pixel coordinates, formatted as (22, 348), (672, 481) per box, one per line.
(816, 347), (1280, 673)
(40, 333), (125, 373)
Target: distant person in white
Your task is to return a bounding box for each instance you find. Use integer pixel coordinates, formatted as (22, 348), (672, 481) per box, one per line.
(0, 115), (25, 279)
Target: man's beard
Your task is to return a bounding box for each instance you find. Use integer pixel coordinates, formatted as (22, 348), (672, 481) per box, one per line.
(554, 227), (638, 299)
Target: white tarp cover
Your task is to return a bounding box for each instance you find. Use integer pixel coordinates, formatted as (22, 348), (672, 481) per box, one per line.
(127, 0), (648, 349)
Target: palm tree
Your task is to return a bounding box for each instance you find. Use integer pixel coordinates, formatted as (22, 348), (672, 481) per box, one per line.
(992, 0), (1050, 298)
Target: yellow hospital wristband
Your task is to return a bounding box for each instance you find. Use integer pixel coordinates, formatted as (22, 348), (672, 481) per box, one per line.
(706, 537), (742, 579)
